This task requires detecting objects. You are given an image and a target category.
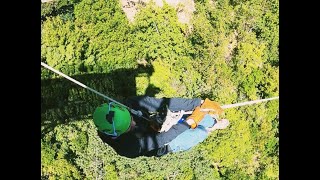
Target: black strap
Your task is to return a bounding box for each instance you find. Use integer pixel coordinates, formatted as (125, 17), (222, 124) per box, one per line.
(106, 111), (115, 123)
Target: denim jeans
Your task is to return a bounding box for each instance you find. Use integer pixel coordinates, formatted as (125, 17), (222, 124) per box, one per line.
(167, 114), (216, 152)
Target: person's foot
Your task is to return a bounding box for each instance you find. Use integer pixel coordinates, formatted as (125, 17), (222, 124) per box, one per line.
(209, 113), (219, 120)
(206, 119), (230, 132)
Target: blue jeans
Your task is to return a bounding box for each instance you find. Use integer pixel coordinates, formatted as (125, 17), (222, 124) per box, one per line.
(167, 114), (216, 152)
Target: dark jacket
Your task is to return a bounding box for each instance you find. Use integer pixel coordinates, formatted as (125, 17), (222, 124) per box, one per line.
(98, 96), (201, 158)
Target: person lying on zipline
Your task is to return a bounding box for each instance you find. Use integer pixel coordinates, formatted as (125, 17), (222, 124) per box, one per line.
(93, 96), (229, 158)
(41, 62), (277, 158)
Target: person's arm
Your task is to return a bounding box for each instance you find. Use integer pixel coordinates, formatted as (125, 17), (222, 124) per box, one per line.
(126, 96), (163, 123)
(166, 97), (202, 111)
(126, 96), (202, 113)
(126, 96), (162, 126)
(125, 96), (162, 113)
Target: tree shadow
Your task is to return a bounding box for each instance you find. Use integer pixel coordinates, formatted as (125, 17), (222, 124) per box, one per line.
(41, 64), (161, 137)
(41, 1), (77, 21)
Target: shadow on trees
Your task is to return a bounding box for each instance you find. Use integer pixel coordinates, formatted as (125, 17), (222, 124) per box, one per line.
(41, 3), (75, 21)
(41, 64), (160, 137)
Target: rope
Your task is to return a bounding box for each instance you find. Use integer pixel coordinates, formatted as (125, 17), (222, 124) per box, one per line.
(221, 96), (279, 109)
(41, 62), (148, 121)
(199, 96), (279, 112)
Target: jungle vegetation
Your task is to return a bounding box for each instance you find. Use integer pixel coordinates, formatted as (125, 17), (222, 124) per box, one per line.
(41, 0), (279, 179)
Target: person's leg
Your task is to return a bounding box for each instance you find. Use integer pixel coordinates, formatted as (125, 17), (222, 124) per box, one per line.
(167, 98), (202, 112)
(126, 96), (165, 112)
(167, 114), (216, 152)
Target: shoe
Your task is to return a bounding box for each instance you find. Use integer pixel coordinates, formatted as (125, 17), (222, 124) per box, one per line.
(206, 119), (230, 132)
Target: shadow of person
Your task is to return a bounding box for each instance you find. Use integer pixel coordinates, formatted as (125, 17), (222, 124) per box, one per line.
(41, 63), (157, 137)
(145, 84), (161, 97)
(41, 61), (177, 158)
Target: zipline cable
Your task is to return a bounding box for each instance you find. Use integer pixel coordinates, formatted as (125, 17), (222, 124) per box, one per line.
(221, 96), (279, 109)
(199, 96), (279, 112)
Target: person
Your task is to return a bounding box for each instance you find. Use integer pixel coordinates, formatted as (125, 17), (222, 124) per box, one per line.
(93, 96), (229, 158)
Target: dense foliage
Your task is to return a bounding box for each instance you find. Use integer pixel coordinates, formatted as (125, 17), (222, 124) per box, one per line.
(41, 0), (279, 179)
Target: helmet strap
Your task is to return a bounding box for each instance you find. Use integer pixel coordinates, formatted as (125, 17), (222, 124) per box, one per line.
(106, 111), (115, 124)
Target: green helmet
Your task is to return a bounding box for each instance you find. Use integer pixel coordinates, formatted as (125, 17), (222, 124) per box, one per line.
(93, 102), (131, 136)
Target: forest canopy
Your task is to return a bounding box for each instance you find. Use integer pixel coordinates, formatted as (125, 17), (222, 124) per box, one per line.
(41, 0), (279, 179)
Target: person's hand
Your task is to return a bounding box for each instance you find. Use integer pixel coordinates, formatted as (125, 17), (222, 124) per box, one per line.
(186, 106), (206, 129)
(200, 98), (224, 116)
(150, 121), (161, 132)
(131, 109), (143, 117)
